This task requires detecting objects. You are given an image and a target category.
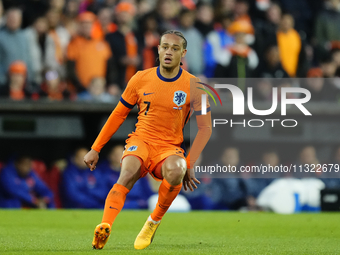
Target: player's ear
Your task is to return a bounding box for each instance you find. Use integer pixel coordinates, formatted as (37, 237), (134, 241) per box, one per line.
(157, 45), (161, 54)
(181, 49), (187, 58)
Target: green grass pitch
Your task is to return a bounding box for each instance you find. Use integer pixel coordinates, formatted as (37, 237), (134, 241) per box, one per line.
(0, 210), (339, 255)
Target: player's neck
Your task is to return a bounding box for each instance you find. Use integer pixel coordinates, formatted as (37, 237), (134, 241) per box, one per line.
(159, 65), (180, 79)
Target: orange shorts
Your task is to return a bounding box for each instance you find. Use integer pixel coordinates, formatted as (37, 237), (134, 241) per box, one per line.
(121, 136), (186, 181)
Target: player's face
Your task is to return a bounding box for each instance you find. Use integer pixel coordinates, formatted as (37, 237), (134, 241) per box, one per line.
(158, 34), (187, 70)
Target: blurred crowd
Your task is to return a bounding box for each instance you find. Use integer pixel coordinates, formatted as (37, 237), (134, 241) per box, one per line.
(1, 0), (340, 102)
(1, 144), (339, 210)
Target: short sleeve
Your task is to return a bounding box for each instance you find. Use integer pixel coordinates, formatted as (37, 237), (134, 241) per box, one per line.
(191, 77), (211, 113)
(120, 71), (140, 108)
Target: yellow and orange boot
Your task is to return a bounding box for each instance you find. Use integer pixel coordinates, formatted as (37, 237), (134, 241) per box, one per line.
(134, 217), (161, 250)
(92, 223), (111, 249)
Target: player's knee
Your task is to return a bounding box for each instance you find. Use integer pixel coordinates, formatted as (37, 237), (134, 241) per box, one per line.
(117, 168), (139, 189)
(163, 163), (186, 185)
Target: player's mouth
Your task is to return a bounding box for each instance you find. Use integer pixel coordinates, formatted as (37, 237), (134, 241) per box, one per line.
(164, 57), (172, 64)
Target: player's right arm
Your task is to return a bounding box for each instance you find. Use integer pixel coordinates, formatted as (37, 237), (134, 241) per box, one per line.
(84, 72), (140, 170)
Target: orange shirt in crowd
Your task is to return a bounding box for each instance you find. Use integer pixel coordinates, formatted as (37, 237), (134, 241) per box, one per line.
(67, 36), (111, 87)
(277, 29), (301, 77)
(125, 32), (138, 84)
(91, 20), (117, 40)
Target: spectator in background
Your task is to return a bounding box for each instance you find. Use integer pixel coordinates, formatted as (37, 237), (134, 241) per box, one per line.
(234, 0), (252, 24)
(0, 0), (4, 28)
(62, 0), (80, 37)
(77, 77), (114, 102)
(137, 0), (156, 18)
(100, 145), (124, 185)
(331, 48), (340, 76)
(50, 0), (65, 13)
(0, 155), (54, 208)
(276, 78), (297, 100)
(46, 8), (71, 78)
(61, 147), (107, 208)
(252, 78), (273, 101)
(210, 147), (247, 210)
(156, 0), (181, 32)
(26, 17), (55, 86)
(204, 13), (234, 78)
(243, 150), (279, 210)
(0, 61), (33, 100)
(178, 9), (204, 75)
(214, 0), (235, 22)
(234, 0), (255, 45)
(276, 14), (301, 77)
(294, 145), (321, 178)
(0, 8), (32, 87)
(214, 20), (258, 79)
(137, 12), (160, 70)
(256, 44), (289, 78)
(63, 0), (80, 22)
(195, 2), (214, 38)
(278, 0), (312, 39)
(106, 2), (142, 90)
(40, 70), (69, 101)
(320, 55), (337, 78)
(254, 2), (282, 57)
(66, 12), (114, 94)
(91, 7), (117, 40)
(302, 68), (338, 101)
(321, 145), (340, 189)
(314, 0), (340, 56)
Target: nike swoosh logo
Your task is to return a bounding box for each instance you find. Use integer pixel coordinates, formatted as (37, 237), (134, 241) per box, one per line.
(144, 92), (154, 96)
(109, 206), (118, 210)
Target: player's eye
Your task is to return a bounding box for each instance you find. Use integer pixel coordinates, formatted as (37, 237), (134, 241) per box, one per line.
(163, 46), (167, 49)
(173, 48), (178, 51)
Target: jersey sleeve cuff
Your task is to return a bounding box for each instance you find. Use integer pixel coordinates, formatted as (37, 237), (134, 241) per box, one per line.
(195, 107), (211, 116)
(120, 97), (135, 109)
(91, 146), (101, 153)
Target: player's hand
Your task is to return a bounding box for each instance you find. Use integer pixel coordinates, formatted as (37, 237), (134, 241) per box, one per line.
(84, 149), (99, 171)
(36, 198), (47, 209)
(183, 168), (200, 192)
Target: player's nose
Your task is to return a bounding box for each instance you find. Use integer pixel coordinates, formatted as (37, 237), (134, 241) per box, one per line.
(165, 50), (172, 55)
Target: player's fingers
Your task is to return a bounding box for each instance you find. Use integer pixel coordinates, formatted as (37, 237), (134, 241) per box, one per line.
(91, 159), (98, 171)
(187, 181), (194, 192)
(183, 180), (188, 191)
(84, 160), (92, 169)
(189, 179), (197, 189)
(193, 178), (201, 185)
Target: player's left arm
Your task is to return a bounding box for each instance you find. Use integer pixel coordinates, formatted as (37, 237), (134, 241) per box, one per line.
(183, 112), (212, 191)
(183, 78), (212, 191)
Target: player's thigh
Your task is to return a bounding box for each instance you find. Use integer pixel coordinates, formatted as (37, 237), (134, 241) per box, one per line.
(118, 138), (150, 188)
(117, 156), (142, 189)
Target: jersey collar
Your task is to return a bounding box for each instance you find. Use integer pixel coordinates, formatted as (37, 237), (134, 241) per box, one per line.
(157, 66), (182, 82)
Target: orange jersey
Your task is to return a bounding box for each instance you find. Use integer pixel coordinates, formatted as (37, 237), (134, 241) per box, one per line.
(91, 66), (212, 168)
(119, 66), (210, 146)
(67, 36), (111, 87)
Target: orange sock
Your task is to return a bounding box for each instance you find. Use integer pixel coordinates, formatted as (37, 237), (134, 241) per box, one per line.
(102, 183), (129, 226)
(150, 179), (182, 221)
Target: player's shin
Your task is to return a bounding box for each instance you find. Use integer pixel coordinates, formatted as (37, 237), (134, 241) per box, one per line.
(102, 183), (130, 225)
(150, 178), (182, 221)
